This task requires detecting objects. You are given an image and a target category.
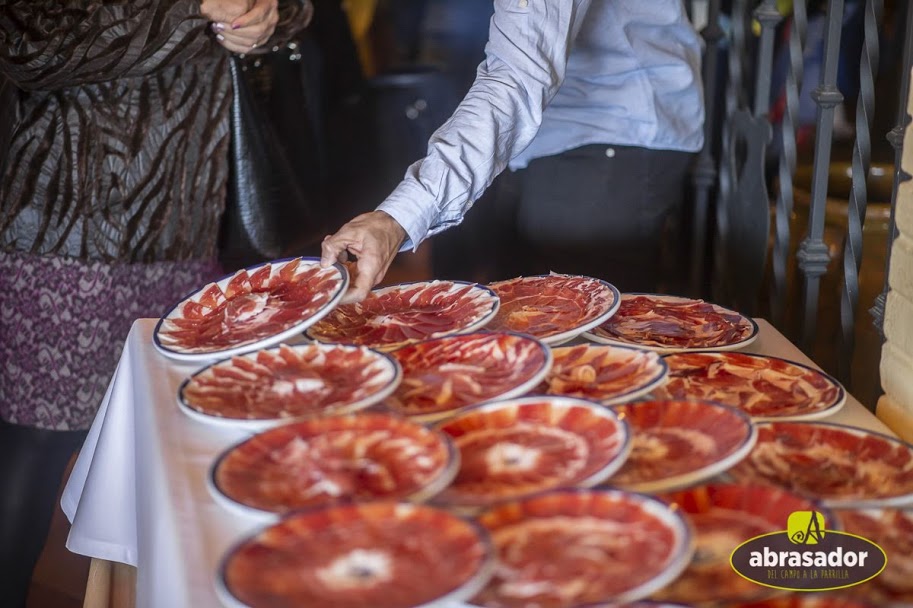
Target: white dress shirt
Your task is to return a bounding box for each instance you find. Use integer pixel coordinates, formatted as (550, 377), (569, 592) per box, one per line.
(377, 0), (705, 250)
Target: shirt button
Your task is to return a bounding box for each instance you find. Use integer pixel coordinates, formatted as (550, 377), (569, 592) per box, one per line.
(605, 147), (616, 158)
(518, 0), (528, 7)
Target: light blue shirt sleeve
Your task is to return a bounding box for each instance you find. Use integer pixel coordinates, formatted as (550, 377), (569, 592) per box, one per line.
(376, 0), (593, 251)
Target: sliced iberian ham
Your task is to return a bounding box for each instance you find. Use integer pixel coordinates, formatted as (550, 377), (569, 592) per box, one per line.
(179, 343), (399, 427)
(155, 258), (346, 359)
(387, 332), (551, 422)
(654, 352), (845, 420)
(219, 502), (492, 608)
(307, 281), (499, 351)
(210, 413), (456, 516)
(486, 274), (620, 345)
(472, 490), (692, 607)
(656, 484), (827, 604)
(586, 293), (757, 352)
(606, 400), (756, 493)
(433, 397), (630, 509)
(729, 422), (913, 508)
(540, 344), (667, 405)
(836, 508), (913, 602)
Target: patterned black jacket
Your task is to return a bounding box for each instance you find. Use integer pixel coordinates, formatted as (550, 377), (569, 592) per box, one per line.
(0, 0), (311, 263)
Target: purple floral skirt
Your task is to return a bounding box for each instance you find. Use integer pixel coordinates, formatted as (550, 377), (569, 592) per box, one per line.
(0, 251), (222, 430)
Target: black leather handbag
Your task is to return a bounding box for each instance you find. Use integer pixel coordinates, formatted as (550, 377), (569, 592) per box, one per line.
(220, 40), (326, 271)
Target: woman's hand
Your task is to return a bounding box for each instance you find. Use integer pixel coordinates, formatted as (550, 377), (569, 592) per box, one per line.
(200, 0), (252, 24)
(207, 0), (280, 53)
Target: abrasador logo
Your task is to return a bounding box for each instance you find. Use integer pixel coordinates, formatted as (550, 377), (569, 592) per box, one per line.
(730, 511), (887, 591)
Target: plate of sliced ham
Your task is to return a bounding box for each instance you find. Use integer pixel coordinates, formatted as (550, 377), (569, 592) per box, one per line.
(654, 352), (846, 420)
(485, 274), (620, 345)
(218, 502), (493, 608)
(387, 332), (552, 423)
(154, 257), (347, 362)
(728, 422), (913, 509)
(433, 396), (630, 510)
(209, 413), (458, 519)
(584, 293), (758, 353)
(606, 400), (756, 493)
(540, 344), (668, 405)
(306, 280), (500, 351)
(656, 484), (831, 604)
(472, 489), (693, 607)
(833, 508), (913, 603)
(177, 343), (400, 430)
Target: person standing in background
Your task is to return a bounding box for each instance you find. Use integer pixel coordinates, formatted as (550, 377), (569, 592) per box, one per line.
(322, 0), (704, 300)
(0, 1), (311, 604)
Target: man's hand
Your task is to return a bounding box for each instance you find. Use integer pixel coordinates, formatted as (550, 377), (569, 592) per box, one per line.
(321, 211), (408, 303)
(202, 0), (279, 53)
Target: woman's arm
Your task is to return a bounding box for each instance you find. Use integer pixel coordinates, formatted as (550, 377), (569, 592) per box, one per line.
(0, 0), (220, 90)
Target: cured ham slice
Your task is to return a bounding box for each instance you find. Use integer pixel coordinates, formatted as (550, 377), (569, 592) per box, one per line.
(654, 352), (845, 420)
(307, 281), (499, 351)
(220, 502), (492, 608)
(434, 397), (630, 509)
(473, 490), (692, 607)
(586, 294), (757, 352)
(486, 275), (620, 345)
(179, 344), (399, 428)
(211, 414), (457, 516)
(656, 484), (825, 604)
(607, 400), (756, 493)
(155, 258), (347, 360)
(729, 422), (913, 508)
(541, 344), (667, 405)
(388, 332), (552, 422)
(836, 508), (913, 602)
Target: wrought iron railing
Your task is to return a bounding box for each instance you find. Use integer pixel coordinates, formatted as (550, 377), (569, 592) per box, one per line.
(691, 0), (912, 407)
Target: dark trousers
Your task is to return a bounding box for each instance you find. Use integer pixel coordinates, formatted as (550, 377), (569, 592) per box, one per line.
(432, 144), (694, 292)
(0, 421), (87, 608)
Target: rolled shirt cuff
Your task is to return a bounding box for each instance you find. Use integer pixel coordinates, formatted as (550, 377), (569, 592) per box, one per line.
(376, 180), (441, 252)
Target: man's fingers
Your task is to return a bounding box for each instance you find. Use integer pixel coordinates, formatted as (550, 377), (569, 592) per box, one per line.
(341, 270), (374, 303)
(320, 236), (347, 268)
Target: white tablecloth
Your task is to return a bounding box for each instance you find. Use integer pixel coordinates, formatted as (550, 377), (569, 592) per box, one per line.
(61, 318), (895, 608)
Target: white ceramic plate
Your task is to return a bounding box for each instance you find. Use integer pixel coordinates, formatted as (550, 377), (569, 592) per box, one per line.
(154, 257), (348, 362)
(584, 293), (759, 353)
(177, 343), (401, 431)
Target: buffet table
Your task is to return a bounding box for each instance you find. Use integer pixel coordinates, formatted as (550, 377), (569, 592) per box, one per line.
(62, 318), (893, 608)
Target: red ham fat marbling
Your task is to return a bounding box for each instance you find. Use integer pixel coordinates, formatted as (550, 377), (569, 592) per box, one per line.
(656, 484), (826, 604)
(180, 344), (399, 423)
(434, 397), (629, 509)
(607, 400), (755, 493)
(486, 275), (619, 344)
(473, 490), (692, 607)
(541, 344), (667, 404)
(729, 422), (913, 507)
(220, 502), (492, 608)
(587, 294), (756, 351)
(388, 332), (551, 421)
(307, 281), (499, 351)
(837, 508), (913, 602)
(156, 258), (346, 356)
(211, 414), (456, 515)
(654, 352), (845, 420)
